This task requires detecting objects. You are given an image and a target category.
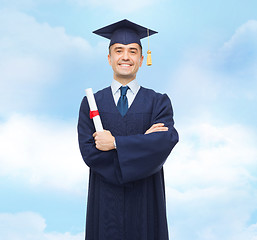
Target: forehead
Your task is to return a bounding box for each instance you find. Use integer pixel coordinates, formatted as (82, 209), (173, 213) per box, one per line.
(110, 43), (141, 51)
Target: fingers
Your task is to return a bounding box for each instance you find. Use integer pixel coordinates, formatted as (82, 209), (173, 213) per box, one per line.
(93, 130), (109, 138)
(149, 123), (165, 129)
(152, 127), (168, 131)
(146, 123), (163, 133)
(147, 127), (168, 134)
(93, 132), (102, 150)
(145, 123), (169, 134)
(92, 130), (115, 151)
(95, 142), (100, 150)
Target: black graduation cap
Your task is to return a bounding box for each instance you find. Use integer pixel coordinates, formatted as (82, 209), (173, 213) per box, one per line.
(93, 19), (158, 66)
(93, 19), (158, 47)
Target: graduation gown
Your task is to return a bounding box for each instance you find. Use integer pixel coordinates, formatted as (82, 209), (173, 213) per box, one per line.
(78, 86), (179, 240)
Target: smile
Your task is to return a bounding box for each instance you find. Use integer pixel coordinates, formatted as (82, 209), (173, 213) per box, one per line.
(119, 63), (132, 67)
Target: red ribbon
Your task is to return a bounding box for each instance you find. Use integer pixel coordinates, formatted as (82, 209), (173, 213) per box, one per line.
(90, 110), (99, 119)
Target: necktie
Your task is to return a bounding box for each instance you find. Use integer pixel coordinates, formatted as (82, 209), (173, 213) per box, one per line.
(117, 86), (129, 116)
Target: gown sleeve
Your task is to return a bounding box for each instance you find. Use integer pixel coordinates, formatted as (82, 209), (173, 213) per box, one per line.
(115, 93), (179, 183)
(77, 96), (122, 185)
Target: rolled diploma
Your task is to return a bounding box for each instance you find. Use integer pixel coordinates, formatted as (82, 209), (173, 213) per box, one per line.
(85, 88), (103, 132)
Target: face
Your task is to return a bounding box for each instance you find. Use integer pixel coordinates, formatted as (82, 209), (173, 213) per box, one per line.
(108, 43), (144, 84)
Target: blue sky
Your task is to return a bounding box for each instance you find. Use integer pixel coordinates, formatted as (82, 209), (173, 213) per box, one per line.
(0, 0), (257, 239)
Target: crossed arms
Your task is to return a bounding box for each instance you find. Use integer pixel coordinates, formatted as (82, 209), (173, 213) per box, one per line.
(93, 123), (169, 151)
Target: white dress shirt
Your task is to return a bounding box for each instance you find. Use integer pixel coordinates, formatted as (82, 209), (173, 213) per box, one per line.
(111, 79), (141, 107)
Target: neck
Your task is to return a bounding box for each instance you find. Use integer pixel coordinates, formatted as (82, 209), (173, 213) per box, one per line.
(113, 75), (136, 86)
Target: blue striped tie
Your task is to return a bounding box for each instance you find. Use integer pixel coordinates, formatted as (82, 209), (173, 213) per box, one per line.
(117, 86), (129, 116)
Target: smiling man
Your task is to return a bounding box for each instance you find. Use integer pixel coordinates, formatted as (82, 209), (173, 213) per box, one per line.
(78, 19), (179, 240)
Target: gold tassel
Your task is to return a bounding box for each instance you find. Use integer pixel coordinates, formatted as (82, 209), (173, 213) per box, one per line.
(147, 50), (152, 66)
(146, 28), (152, 66)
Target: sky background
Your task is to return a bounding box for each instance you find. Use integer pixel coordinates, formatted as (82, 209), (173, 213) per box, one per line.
(0, 0), (257, 239)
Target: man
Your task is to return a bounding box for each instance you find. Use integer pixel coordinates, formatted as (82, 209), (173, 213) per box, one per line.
(78, 19), (179, 240)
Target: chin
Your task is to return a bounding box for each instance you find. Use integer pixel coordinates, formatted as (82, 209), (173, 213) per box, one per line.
(117, 70), (133, 76)
(117, 73), (134, 79)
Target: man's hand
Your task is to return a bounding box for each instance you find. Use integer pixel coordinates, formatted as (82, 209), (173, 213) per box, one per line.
(93, 130), (115, 151)
(145, 123), (168, 135)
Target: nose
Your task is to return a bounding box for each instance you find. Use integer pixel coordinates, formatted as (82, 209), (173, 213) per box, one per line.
(122, 50), (129, 60)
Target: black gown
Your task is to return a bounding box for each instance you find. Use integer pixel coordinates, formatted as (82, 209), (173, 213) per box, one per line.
(77, 86), (179, 240)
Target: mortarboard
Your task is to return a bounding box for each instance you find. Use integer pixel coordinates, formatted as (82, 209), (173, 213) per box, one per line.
(93, 19), (158, 66)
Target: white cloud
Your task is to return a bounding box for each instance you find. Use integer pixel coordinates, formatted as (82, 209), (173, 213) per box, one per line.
(166, 123), (257, 187)
(219, 20), (257, 79)
(223, 20), (257, 53)
(241, 223), (257, 240)
(0, 9), (91, 65)
(0, 212), (84, 240)
(0, 114), (88, 194)
(165, 122), (257, 240)
(69, 0), (164, 13)
(0, 9), (92, 115)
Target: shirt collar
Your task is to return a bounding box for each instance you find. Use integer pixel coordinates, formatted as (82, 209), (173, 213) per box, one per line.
(111, 79), (140, 95)
(111, 79), (122, 95)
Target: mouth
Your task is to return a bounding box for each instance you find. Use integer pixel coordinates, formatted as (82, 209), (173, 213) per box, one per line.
(118, 63), (133, 67)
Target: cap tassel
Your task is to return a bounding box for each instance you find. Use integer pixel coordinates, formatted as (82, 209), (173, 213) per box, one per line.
(146, 28), (152, 66)
(147, 50), (152, 66)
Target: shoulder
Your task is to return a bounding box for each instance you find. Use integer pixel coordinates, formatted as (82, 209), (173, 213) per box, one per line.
(94, 86), (111, 101)
(140, 88), (175, 121)
(95, 86), (110, 95)
(95, 86), (110, 96)
(80, 86), (110, 109)
(140, 86), (171, 103)
(81, 86), (110, 103)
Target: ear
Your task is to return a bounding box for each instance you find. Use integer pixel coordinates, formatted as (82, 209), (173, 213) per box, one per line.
(139, 55), (144, 67)
(108, 54), (112, 66)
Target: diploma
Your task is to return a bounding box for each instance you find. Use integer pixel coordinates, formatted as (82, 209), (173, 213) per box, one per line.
(85, 88), (103, 132)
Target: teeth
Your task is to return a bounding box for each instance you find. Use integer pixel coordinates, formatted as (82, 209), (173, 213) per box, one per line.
(120, 64), (130, 66)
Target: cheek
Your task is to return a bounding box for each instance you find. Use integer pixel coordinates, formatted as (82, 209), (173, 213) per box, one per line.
(110, 55), (119, 64)
(135, 57), (143, 67)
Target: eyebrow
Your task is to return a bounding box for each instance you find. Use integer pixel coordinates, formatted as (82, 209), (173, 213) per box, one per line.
(113, 47), (139, 51)
(129, 47), (139, 51)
